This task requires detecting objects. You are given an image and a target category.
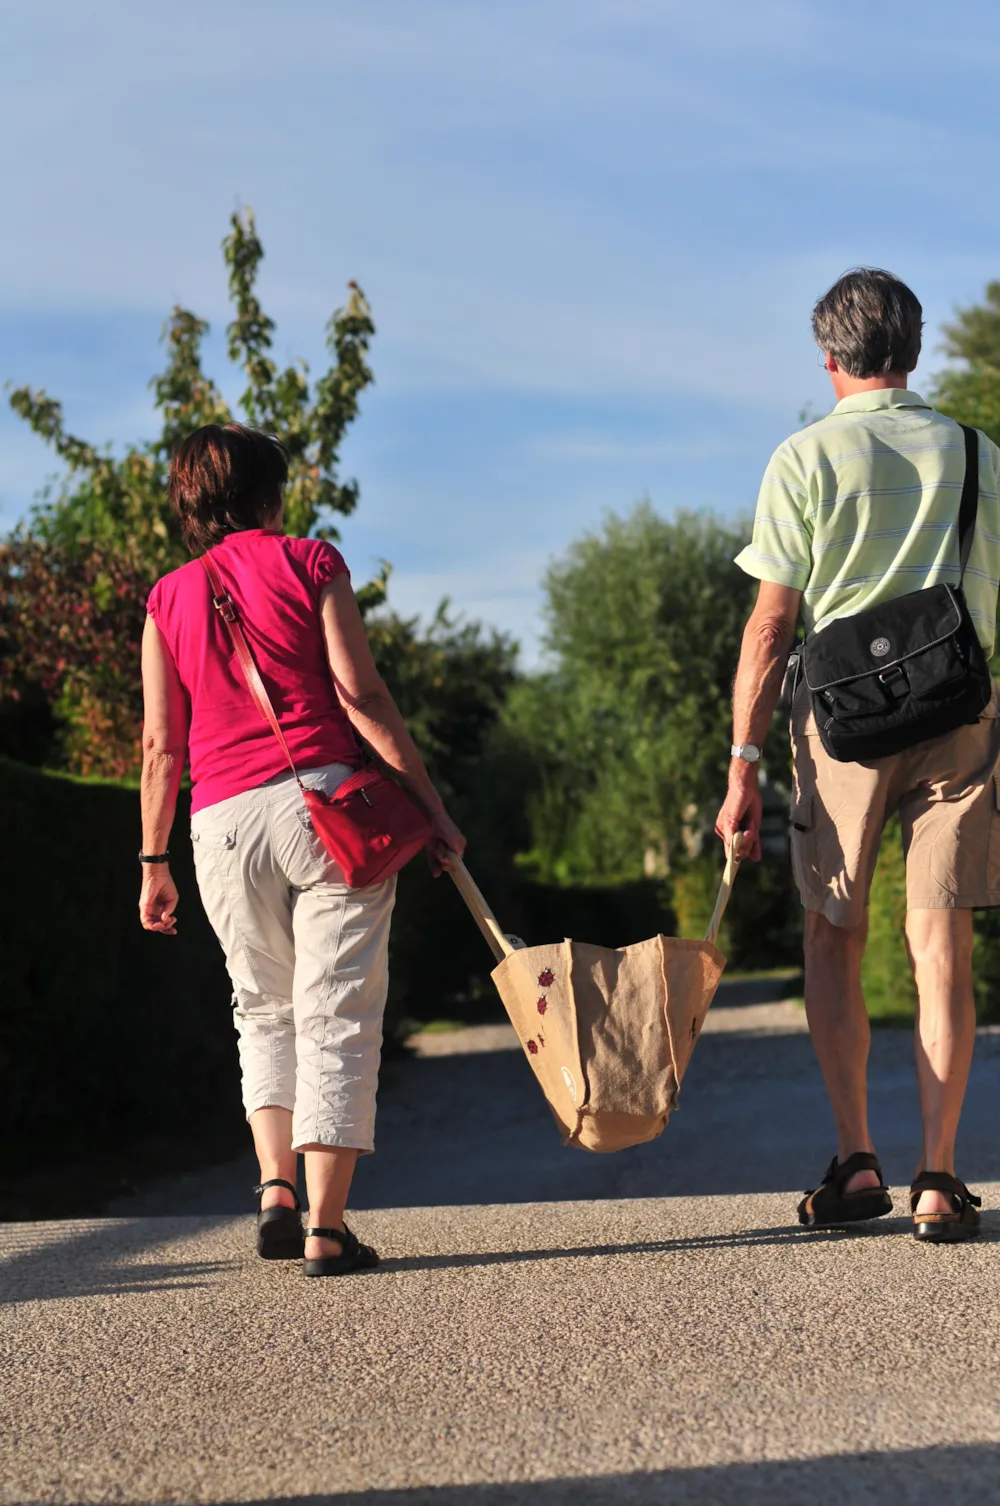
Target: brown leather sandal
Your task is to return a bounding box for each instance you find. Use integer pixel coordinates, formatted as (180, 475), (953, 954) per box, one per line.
(910, 1171), (981, 1243)
(797, 1151), (893, 1227)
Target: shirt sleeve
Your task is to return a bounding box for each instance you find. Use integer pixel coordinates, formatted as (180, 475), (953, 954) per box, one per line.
(733, 440), (813, 589)
(311, 541), (351, 587)
(145, 579), (162, 620)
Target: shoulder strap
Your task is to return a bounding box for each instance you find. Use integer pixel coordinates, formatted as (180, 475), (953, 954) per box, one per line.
(958, 423), (980, 577)
(200, 552), (301, 785)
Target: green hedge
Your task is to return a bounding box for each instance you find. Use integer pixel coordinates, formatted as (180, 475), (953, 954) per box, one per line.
(0, 758), (239, 1150)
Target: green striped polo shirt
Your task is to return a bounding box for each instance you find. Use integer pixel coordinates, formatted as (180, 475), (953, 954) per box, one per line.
(735, 389), (1000, 656)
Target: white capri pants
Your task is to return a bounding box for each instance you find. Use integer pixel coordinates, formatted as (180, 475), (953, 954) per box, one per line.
(191, 762), (396, 1152)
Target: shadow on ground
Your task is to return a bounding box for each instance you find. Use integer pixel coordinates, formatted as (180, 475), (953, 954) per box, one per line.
(7, 1206), (1000, 1308)
(29, 1443), (999, 1504)
(0, 1215), (238, 1307)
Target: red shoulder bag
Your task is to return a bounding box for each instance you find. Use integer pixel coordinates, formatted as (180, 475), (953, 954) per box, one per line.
(200, 552), (433, 888)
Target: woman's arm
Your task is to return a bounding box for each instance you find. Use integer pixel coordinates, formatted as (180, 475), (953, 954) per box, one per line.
(139, 615), (189, 933)
(320, 575), (466, 871)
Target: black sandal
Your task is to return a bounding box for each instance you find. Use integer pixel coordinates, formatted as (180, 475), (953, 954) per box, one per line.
(254, 1179), (305, 1260)
(303, 1223), (379, 1278)
(797, 1152), (893, 1227)
(910, 1171), (981, 1243)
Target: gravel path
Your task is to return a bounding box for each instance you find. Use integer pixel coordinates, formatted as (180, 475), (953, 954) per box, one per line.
(6, 987), (1000, 1503)
(6, 1192), (1000, 1504)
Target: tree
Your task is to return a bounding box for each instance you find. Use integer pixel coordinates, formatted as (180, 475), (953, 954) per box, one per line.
(930, 281), (1000, 445)
(1, 209), (377, 772)
(504, 504), (759, 885)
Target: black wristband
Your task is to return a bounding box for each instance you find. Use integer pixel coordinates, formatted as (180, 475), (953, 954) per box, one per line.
(138, 851), (170, 864)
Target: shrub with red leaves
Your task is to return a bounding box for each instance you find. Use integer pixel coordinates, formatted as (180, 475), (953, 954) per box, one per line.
(0, 534), (151, 778)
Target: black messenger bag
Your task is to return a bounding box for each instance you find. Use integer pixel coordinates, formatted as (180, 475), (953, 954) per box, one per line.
(802, 423), (991, 763)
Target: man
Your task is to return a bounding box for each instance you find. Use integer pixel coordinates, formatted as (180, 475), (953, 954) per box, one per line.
(716, 267), (1000, 1242)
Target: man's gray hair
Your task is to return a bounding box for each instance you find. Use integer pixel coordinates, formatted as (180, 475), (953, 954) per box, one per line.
(811, 268), (923, 378)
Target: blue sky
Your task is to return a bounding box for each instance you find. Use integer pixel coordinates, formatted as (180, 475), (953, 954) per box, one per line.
(3, 1), (1000, 661)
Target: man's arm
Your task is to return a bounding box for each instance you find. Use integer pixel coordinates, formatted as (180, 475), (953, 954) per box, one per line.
(714, 581), (802, 861)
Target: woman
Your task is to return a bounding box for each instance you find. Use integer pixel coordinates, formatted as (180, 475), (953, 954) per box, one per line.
(139, 422), (465, 1276)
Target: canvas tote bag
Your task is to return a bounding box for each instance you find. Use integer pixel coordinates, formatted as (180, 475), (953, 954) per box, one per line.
(450, 839), (742, 1153)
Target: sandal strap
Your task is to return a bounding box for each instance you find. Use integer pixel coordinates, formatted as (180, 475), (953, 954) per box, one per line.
(305, 1224), (359, 1254)
(909, 1171), (982, 1212)
(254, 1178), (301, 1212)
(819, 1151), (885, 1195)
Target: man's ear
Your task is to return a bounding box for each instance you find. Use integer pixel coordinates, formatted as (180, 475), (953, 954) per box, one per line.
(824, 353), (838, 374)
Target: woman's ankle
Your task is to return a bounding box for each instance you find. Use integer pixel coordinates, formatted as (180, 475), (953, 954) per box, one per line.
(258, 1176), (298, 1210)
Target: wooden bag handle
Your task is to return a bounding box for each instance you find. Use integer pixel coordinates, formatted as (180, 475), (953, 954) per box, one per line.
(448, 858), (514, 962)
(703, 832), (746, 948)
(449, 833), (746, 962)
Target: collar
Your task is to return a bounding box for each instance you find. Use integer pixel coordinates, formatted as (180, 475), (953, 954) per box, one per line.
(831, 388), (931, 416)
(217, 528), (284, 545)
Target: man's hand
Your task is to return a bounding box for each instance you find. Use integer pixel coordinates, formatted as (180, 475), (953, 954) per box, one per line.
(715, 762), (763, 862)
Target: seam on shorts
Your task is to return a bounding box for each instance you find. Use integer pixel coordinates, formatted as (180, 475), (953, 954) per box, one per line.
(309, 885), (349, 1145)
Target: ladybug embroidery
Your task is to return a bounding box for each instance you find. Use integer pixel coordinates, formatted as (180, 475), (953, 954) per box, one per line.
(537, 997), (547, 1015)
(526, 1039), (539, 1055)
(538, 1032), (546, 1047)
(538, 969), (555, 988)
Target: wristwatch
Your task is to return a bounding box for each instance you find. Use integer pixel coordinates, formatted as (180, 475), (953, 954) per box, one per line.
(731, 743), (761, 764)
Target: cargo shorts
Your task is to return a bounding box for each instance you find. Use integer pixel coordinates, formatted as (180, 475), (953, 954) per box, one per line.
(789, 679), (1000, 928)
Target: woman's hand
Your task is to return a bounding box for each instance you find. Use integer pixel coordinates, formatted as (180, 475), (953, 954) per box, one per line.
(427, 809), (467, 877)
(139, 866), (179, 935)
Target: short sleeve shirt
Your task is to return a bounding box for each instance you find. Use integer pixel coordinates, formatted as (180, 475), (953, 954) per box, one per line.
(146, 530), (360, 813)
(735, 390), (1000, 656)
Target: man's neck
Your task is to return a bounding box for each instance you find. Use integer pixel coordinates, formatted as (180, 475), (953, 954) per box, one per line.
(829, 371), (910, 402)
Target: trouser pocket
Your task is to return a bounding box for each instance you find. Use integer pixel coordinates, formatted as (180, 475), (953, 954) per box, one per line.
(790, 795), (823, 908)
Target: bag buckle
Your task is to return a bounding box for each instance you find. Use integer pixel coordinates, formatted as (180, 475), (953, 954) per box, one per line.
(212, 593), (237, 623)
(878, 664), (908, 700)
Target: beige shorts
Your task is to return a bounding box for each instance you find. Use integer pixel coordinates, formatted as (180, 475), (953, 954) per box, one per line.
(789, 680), (1000, 928)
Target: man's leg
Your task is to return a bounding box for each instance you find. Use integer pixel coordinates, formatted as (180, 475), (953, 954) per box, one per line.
(803, 910), (881, 1194)
(905, 908), (976, 1217)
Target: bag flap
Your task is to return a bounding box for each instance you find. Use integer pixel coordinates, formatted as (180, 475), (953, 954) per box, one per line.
(803, 586), (962, 692)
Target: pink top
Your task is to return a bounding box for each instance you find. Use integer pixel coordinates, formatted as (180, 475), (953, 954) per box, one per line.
(146, 530), (360, 814)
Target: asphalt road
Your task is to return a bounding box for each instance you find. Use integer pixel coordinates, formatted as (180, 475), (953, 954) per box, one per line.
(5, 987), (1000, 1504)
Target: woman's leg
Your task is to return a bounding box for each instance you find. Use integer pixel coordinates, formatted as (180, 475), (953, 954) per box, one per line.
(289, 872), (397, 1257)
(191, 794), (300, 1216)
(301, 1145), (360, 1256)
(250, 1106), (298, 1210)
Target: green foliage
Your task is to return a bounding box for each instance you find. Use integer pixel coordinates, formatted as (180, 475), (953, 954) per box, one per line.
(9, 207), (374, 567)
(930, 281), (1000, 447)
(2, 209), (376, 774)
(504, 503), (758, 885)
(365, 600), (518, 802)
(861, 816), (918, 1022)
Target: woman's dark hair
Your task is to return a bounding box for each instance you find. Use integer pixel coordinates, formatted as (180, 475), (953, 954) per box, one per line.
(811, 268), (923, 378)
(168, 423), (289, 552)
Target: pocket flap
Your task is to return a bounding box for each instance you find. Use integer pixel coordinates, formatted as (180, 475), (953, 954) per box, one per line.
(790, 796), (813, 832)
